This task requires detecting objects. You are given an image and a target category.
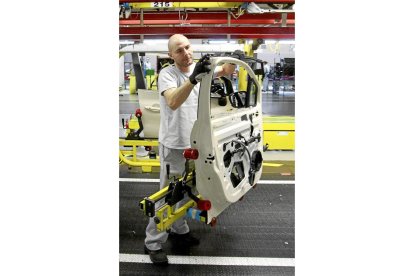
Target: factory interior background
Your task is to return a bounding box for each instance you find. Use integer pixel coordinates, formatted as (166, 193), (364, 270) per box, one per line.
(2, 1), (413, 276)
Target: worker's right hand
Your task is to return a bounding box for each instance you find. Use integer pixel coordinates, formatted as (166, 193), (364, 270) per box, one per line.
(189, 54), (211, 85)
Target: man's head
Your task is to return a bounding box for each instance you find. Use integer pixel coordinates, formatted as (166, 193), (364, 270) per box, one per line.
(168, 34), (193, 69)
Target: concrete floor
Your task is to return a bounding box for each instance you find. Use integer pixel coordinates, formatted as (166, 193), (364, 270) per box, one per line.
(119, 87), (295, 275)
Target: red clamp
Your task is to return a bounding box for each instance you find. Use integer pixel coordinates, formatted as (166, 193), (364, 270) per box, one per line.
(197, 199), (211, 211)
(183, 148), (199, 160)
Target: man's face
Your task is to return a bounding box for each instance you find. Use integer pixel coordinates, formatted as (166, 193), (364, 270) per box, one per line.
(169, 38), (193, 68)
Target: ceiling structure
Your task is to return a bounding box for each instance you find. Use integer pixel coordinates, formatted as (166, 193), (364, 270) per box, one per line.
(119, 1), (295, 41)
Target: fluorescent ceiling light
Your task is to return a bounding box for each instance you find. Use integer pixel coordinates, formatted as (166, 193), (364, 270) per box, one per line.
(208, 40), (237, 44)
(264, 39), (296, 45)
(143, 39), (169, 45)
(278, 40), (295, 45)
(119, 40), (135, 45)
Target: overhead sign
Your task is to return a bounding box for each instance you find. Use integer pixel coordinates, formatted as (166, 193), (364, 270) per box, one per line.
(151, 2), (172, 8)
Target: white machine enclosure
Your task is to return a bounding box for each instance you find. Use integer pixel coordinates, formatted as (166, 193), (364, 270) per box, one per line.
(191, 57), (263, 224)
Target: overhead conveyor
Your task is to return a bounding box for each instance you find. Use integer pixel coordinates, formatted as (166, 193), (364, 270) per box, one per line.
(120, 14), (294, 26)
(120, 26), (295, 40)
(120, 0), (294, 3)
(119, 1), (295, 40)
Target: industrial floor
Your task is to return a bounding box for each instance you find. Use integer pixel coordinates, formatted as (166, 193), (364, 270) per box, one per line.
(119, 88), (295, 275)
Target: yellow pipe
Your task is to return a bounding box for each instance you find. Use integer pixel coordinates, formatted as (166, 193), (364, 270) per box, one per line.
(119, 138), (160, 170)
(130, 2), (242, 9)
(238, 42), (253, 91)
(132, 145), (137, 161)
(129, 74), (136, 94)
(119, 150), (160, 167)
(263, 163), (284, 167)
(119, 139), (159, 147)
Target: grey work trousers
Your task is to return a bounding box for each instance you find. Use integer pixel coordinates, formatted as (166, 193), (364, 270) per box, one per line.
(144, 143), (190, 250)
(262, 75), (270, 91)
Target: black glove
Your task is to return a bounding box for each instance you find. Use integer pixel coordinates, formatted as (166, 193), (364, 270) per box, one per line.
(232, 50), (245, 60)
(189, 54), (211, 85)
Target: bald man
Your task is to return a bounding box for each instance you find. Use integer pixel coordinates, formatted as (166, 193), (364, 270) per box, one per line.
(144, 34), (237, 265)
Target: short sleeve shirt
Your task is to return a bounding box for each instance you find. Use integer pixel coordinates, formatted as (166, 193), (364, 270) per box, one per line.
(158, 63), (200, 149)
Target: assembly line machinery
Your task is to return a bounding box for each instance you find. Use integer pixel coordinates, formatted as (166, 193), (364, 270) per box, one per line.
(139, 56), (264, 230)
(119, 47), (294, 231)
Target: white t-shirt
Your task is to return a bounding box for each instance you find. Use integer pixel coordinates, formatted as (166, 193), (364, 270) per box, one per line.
(158, 63), (200, 149)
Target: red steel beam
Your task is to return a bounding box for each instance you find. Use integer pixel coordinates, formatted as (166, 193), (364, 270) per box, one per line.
(120, 19), (295, 25)
(120, 34), (295, 39)
(120, 0), (294, 3)
(120, 26), (294, 35)
(126, 12), (295, 20)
